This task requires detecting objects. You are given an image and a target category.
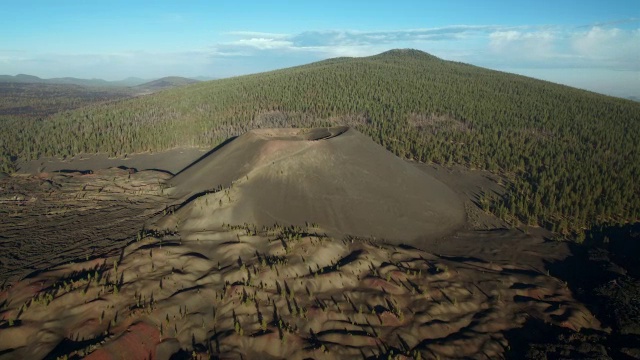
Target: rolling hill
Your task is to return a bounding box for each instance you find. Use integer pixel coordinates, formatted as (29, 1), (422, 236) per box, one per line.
(133, 76), (201, 94)
(0, 74), (149, 87)
(0, 82), (133, 118)
(0, 76), (202, 125)
(1, 49), (638, 238)
(0, 74), (204, 88)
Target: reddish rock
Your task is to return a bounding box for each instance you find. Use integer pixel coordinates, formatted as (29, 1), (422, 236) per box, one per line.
(85, 322), (161, 360)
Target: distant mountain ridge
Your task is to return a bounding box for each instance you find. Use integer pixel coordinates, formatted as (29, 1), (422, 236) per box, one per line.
(0, 74), (208, 87)
(0, 74), (149, 87)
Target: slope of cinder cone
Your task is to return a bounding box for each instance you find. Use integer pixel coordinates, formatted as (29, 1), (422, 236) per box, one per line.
(163, 126), (465, 243)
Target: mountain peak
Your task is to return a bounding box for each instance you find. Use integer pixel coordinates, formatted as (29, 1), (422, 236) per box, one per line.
(374, 48), (441, 60)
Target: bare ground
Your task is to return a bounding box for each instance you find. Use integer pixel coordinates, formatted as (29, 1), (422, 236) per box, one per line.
(0, 225), (600, 359)
(16, 148), (208, 175)
(0, 168), (171, 285)
(0, 127), (637, 359)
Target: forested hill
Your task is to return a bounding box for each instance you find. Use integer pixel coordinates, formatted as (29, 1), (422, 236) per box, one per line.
(1, 49), (639, 238)
(133, 76), (201, 93)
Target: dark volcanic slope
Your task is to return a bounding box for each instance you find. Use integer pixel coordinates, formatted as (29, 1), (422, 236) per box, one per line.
(162, 127), (465, 243)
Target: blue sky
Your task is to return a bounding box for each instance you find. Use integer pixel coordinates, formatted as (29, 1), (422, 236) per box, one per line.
(1, 0), (639, 98)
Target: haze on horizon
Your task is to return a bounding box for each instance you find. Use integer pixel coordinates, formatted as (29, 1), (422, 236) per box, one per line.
(1, 0), (638, 99)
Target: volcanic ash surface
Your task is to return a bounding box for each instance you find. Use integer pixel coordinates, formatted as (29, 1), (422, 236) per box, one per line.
(163, 126), (465, 245)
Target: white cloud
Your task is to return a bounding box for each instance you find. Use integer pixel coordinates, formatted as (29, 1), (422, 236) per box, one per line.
(225, 31), (289, 39)
(221, 26), (506, 51)
(573, 26), (623, 54)
(230, 38), (293, 50)
(489, 30), (558, 60)
(214, 26), (509, 61)
(480, 25), (639, 72)
(489, 30), (522, 43)
(571, 27), (640, 69)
